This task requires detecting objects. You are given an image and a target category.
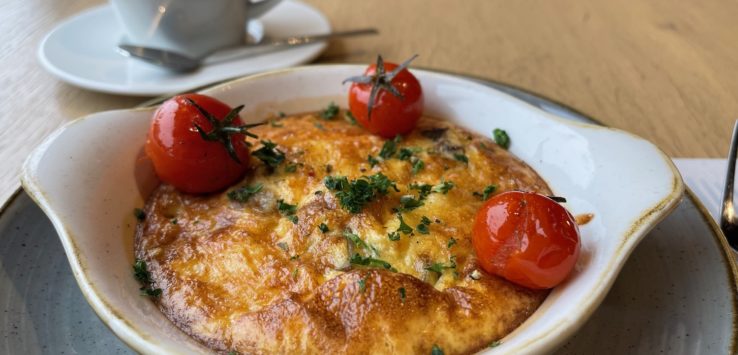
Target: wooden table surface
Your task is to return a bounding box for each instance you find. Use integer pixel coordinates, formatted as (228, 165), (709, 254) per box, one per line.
(3, 0), (738, 207)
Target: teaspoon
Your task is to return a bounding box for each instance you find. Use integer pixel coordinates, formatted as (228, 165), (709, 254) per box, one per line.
(117, 28), (378, 72)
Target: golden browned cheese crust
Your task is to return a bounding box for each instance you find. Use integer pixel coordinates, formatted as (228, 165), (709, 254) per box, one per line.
(135, 114), (550, 354)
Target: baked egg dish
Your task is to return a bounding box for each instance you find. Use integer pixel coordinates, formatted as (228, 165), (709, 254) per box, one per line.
(135, 112), (551, 354)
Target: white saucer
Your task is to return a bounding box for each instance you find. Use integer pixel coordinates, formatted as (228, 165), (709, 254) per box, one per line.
(37, 0), (330, 96)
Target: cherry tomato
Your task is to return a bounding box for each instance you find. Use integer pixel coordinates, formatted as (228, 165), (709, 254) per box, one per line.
(145, 94), (250, 194)
(472, 191), (580, 289)
(348, 59), (424, 138)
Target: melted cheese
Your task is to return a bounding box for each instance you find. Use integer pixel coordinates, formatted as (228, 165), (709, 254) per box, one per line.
(136, 114), (550, 354)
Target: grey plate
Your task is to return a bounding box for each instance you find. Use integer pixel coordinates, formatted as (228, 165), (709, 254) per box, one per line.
(2, 77), (736, 354)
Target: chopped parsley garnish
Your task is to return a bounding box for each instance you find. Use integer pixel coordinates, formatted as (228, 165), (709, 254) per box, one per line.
(388, 231), (401, 241)
(284, 163), (298, 173)
(350, 253), (397, 272)
(292, 268), (298, 278)
(408, 183), (433, 199)
(133, 259), (151, 284)
(132, 259), (161, 298)
(252, 140), (285, 168)
(411, 158), (425, 175)
(325, 164), (333, 173)
(320, 102), (339, 119)
(489, 340), (501, 348)
(398, 147), (422, 161)
(227, 183), (263, 202)
(278, 111), (286, 118)
(416, 223), (430, 234)
(344, 111), (358, 125)
(367, 155), (381, 167)
(432, 180), (455, 194)
(447, 237), (457, 248)
(228, 351), (239, 355)
(324, 175), (348, 190)
(141, 288), (162, 297)
(425, 260), (457, 274)
(379, 136), (401, 159)
(549, 196), (567, 203)
(343, 230), (372, 254)
(319, 223), (330, 233)
(357, 278), (367, 293)
(453, 153), (469, 164)
(396, 213), (413, 235)
(170, 218), (178, 225)
(324, 173), (398, 213)
(398, 287), (406, 302)
(289, 255), (300, 260)
(399, 195), (424, 211)
(493, 128), (510, 149)
(416, 216), (431, 234)
(431, 344), (444, 355)
(133, 208), (146, 221)
(277, 199), (298, 224)
(314, 122), (326, 130)
(269, 119), (283, 127)
(481, 185), (497, 200)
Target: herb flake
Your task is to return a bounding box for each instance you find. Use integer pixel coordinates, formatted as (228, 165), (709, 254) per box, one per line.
(399, 287), (406, 302)
(388, 231), (401, 241)
(227, 183), (263, 202)
(493, 128), (510, 149)
(252, 140), (285, 168)
(350, 253), (397, 272)
(453, 153), (469, 164)
(132, 259), (161, 298)
(379, 136), (401, 159)
(425, 260), (457, 274)
(396, 213), (413, 235)
(367, 155), (381, 167)
(416, 216), (432, 234)
(343, 231), (372, 254)
(411, 158), (425, 175)
(133, 208), (146, 221)
(278, 199), (298, 224)
(344, 111), (358, 125)
(320, 102), (339, 119)
(432, 180), (455, 194)
(319, 223), (330, 233)
(482, 185), (497, 200)
(431, 345), (444, 355)
(284, 163), (298, 173)
(447, 237), (457, 249)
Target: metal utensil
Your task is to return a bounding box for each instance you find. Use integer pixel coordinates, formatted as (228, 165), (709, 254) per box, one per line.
(719, 120), (738, 250)
(117, 28), (378, 72)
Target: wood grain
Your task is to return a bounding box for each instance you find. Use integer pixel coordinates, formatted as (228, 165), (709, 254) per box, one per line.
(2, 0), (738, 206)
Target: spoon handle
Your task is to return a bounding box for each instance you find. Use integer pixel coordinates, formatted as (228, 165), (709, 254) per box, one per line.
(257, 28), (379, 47)
(203, 28), (378, 65)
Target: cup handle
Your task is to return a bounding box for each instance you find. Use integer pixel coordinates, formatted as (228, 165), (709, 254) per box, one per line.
(245, 0), (283, 19)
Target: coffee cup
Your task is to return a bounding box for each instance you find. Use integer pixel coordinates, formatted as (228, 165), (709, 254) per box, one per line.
(110, 0), (281, 58)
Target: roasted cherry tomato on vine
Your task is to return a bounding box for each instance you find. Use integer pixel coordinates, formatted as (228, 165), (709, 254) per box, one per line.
(345, 55), (424, 138)
(145, 93), (258, 194)
(472, 191), (581, 289)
